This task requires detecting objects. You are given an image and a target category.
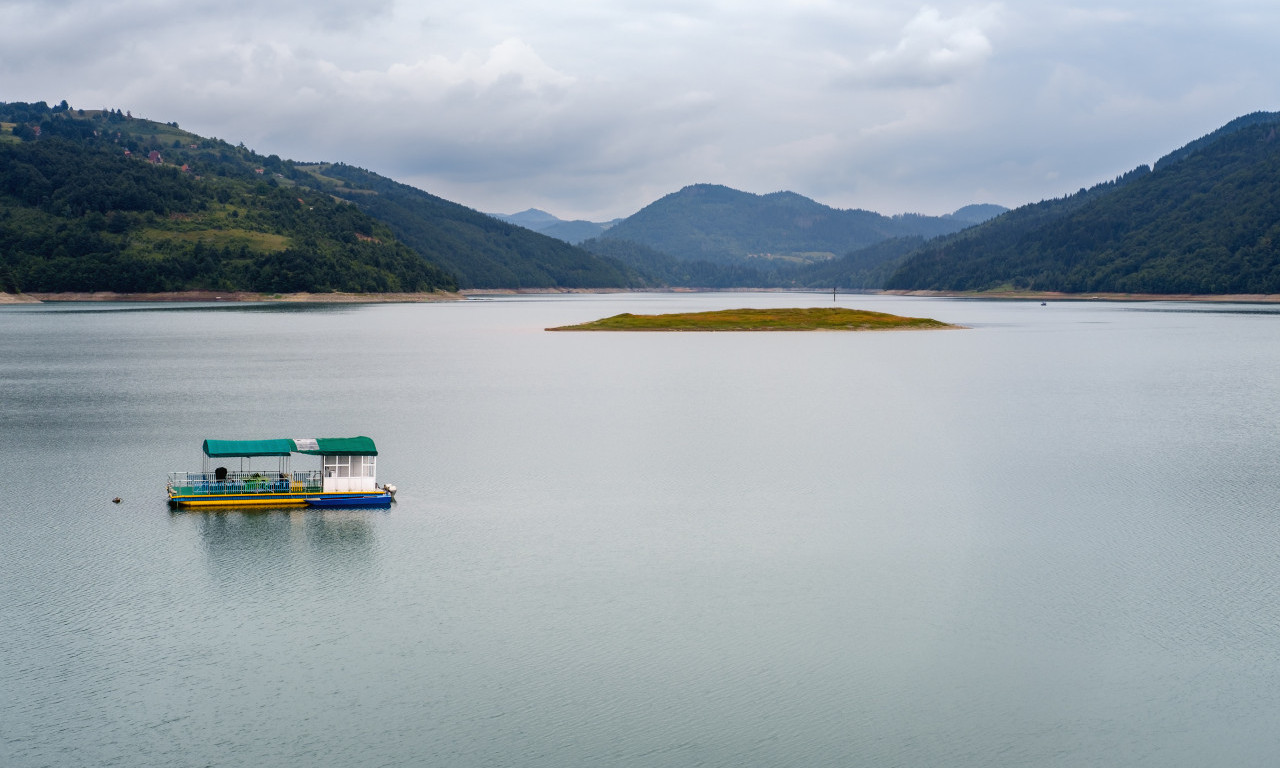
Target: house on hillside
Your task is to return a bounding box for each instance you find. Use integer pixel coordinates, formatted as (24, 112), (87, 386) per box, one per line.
(148, 150), (162, 164)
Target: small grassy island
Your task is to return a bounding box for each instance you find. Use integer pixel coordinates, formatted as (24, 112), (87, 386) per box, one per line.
(548, 307), (959, 332)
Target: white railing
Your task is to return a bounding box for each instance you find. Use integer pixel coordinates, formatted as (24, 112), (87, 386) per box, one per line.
(168, 470), (323, 496)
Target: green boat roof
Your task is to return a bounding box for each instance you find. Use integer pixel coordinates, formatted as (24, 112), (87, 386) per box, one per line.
(203, 438), (295, 457)
(202, 437), (378, 457)
(291, 436), (379, 456)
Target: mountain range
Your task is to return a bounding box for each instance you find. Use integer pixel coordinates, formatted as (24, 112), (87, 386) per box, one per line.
(4, 99), (1279, 296)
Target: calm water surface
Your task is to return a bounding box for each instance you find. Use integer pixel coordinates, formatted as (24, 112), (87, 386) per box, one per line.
(3, 293), (1280, 767)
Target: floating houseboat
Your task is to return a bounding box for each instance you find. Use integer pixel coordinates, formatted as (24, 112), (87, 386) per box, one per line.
(167, 437), (396, 508)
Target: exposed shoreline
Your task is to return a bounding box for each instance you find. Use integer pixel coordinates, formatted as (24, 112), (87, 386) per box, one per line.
(6, 288), (1280, 305)
(0, 287), (636, 304)
(2, 290), (464, 304)
(880, 289), (1280, 303)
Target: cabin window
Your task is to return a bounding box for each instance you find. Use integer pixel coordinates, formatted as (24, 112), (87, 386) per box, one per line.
(323, 455), (375, 478)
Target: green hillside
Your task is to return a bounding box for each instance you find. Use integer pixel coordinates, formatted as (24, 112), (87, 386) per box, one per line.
(885, 112), (1280, 294)
(302, 163), (634, 289)
(0, 102), (456, 293)
(0, 100), (634, 294)
(601, 184), (970, 265)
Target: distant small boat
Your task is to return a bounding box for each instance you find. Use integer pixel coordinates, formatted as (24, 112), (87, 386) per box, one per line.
(167, 437), (396, 508)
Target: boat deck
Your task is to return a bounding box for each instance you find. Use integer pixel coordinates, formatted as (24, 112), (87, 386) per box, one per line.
(167, 469), (324, 506)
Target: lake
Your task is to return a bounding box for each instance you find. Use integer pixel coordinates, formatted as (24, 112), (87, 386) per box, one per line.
(3, 292), (1280, 767)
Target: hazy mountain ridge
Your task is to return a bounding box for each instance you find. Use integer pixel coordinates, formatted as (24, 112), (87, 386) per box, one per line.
(489, 209), (620, 245)
(946, 204), (1008, 223)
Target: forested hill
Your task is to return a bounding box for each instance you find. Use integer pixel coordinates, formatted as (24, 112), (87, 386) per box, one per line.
(600, 184), (972, 265)
(885, 112), (1280, 294)
(304, 164), (633, 289)
(0, 101), (633, 294)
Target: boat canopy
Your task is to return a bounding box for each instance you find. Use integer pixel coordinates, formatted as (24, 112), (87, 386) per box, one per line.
(203, 438), (295, 458)
(291, 436), (378, 456)
(201, 437), (378, 458)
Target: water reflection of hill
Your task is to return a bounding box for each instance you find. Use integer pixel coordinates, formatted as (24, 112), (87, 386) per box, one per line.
(194, 509), (378, 581)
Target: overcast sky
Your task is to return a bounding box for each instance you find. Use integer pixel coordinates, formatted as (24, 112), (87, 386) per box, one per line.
(3, 1), (1277, 220)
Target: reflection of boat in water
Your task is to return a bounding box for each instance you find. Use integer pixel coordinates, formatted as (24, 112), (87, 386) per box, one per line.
(167, 437), (396, 508)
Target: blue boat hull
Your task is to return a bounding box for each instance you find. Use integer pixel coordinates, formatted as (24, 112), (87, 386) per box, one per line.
(304, 493), (393, 508)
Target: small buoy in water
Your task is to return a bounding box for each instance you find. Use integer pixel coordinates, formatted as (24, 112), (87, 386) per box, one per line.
(112, 497), (122, 503)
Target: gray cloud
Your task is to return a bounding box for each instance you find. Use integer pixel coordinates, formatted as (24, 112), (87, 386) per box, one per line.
(3, 1), (1278, 219)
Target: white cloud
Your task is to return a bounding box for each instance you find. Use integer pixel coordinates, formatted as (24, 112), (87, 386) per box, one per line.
(843, 5), (1001, 88)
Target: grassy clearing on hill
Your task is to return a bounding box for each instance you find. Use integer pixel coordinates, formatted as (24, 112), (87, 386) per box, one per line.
(548, 306), (958, 331)
(133, 226), (290, 252)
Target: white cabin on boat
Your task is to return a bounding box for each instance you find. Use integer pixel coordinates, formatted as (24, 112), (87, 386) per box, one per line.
(292, 437), (379, 493)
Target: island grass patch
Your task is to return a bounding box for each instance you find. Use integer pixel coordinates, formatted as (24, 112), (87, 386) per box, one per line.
(548, 307), (958, 332)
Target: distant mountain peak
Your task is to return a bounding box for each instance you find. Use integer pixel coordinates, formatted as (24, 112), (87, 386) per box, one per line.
(488, 208), (614, 244)
(493, 208), (561, 227)
(945, 204), (1008, 224)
